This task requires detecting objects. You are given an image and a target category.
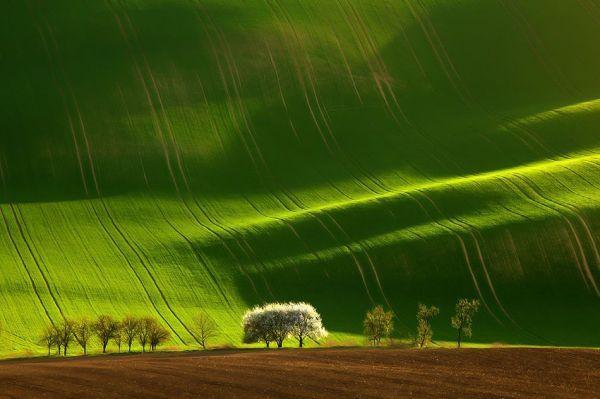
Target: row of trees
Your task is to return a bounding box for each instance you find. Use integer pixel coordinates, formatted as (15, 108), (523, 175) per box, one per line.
(40, 315), (170, 356)
(242, 302), (328, 348)
(33, 298), (479, 356)
(365, 298), (481, 348)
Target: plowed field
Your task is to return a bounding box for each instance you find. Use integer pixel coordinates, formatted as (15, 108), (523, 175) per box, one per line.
(0, 348), (598, 399)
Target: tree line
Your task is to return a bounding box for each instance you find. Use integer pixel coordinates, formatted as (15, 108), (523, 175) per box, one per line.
(364, 298), (481, 348)
(38, 312), (218, 357)
(40, 315), (171, 356)
(33, 298), (479, 357)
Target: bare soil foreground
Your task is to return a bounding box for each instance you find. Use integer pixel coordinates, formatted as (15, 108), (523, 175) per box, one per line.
(0, 348), (598, 399)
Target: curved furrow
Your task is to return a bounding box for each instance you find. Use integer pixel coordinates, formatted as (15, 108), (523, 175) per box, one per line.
(112, 2), (275, 305)
(0, 204), (56, 325)
(509, 174), (599, 295)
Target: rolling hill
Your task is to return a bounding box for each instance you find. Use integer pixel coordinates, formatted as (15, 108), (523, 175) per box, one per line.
(1, 0), (599, 354)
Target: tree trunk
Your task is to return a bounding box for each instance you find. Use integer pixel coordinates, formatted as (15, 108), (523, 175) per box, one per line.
(128, 341), (132, 353)
(457, 329), (462, 348)
(299, 336), (303, 348)
(103, 342), (108, 353)
(265, 341), (270, 349)
(83, 346), (87, 356)
(277, 340), (283, 348)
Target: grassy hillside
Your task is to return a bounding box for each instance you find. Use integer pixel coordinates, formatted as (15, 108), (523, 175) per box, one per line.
(1, 0), (599, 354)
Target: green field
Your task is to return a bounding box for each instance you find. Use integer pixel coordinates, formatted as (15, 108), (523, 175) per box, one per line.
(1, 0), (599, 355)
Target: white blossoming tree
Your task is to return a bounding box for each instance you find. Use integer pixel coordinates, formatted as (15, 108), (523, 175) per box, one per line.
(242, 305), (276, 348)
(289, 302), (328, 348)
(263, 303), (296, 348)
(242, 302), (328, 348)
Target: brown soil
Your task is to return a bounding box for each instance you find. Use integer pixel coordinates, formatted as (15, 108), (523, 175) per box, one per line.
(0, 348), (598, 399)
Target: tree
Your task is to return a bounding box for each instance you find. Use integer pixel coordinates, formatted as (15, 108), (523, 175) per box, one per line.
(39, 325), (58, 356)
(73, 318), (93, 355)
(121, 315), (139, 352)
(265, 303), (295, 348)
(56, 319), (75, 357)
(194, 312), (218, 350)
(242, 303), (295, 348)
(364, 305), (394, 346)
(451, 298), (481, 348)
(113, 325), (123, 353)
(242, 303), (328, 349)
(289, 303), (328, 348)
(55, 327), (63, 355)
(137, 316), (155, 353)
(93, 315), (120, 353)
(416, 304), (439, 349)
(242, 306), (275, 348)
(148, 320), (170, 351)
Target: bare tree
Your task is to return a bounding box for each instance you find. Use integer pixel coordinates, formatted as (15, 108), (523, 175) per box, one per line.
(55, 327), (62, 355)
(57, 319), (75, 357)
(121, 315), (139, 353)
(148, 321), (170, 351)
(416, 304), (439, 349)
(93, 315), (120, 353)
(364, 305), (394, 346)
(137, 316), (154, 353)
(73, 318), (93, 355)
(39, 325), (58, 356)
(194, 312), (218, 350)
(113, 324), (123, 353)
(451, 298), (481, 348)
